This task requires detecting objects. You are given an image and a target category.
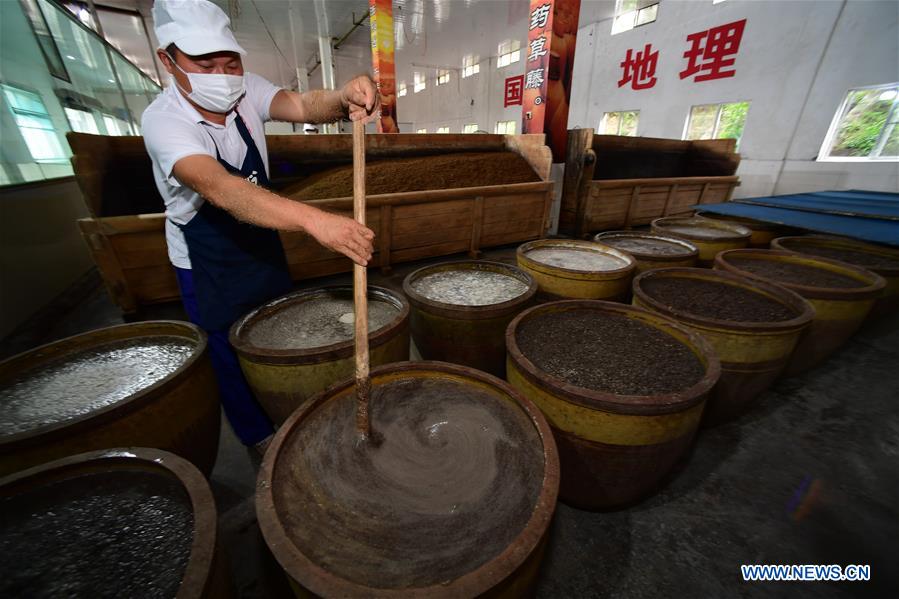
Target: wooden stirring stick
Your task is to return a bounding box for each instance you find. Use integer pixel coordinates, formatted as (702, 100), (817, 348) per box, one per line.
(352, 119), (372, 441)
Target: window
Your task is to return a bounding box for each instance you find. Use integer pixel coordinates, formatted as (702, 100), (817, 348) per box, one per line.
(436, 126), (449, 133)
(463, 123), (479, 133)
(611, 0), (659, 35)
(437, 69), (450, 86)
(497, 40), (521, 68)
(495, 120), (517, 135)
(102, 113), (130, 136)
(398, 82), (407, 97)
(1, 84), (67, 163)
(600, 111), (639, 136)
(684, 101), (750, 145)
(413, 71), (426, 93)
(417, 128), (427, 133)
(462, 54), (480, 78)
(64, 107), (99, 134)
(820, 83), (899, 161)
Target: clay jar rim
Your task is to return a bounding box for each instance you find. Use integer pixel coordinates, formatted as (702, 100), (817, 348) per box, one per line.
(516, 238), (636, 279)
(771, 235), (899, 277)
(633, 267), (816, 333)
(0, 447), (218, 599)
(0, 321), (207, 449)
(695, 211), (788, 232)
(593, 231), (700, 262)
(714, 249), (887, 301)
(228, 285), (410, 365)
(651, 216), (753, 243)
(402, 260), (538, 320)
(505, 299), (721, 416)
(255, 360), (560, 598)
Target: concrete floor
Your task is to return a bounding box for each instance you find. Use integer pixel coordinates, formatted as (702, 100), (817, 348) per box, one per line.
(4, 246), (897, 598)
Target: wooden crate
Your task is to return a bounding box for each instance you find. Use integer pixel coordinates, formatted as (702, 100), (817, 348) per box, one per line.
(70, 133), (553, 314)
(560, 129), (740, 237)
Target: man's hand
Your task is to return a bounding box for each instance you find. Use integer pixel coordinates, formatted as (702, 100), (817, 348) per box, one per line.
(340, 75), (380, 124)
(306, 210), (375, 266)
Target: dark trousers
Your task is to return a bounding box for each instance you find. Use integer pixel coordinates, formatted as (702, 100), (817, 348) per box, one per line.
(175, 267), (274, 446)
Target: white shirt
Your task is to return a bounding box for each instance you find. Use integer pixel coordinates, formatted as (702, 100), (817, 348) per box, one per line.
(141, 72), (281, 269)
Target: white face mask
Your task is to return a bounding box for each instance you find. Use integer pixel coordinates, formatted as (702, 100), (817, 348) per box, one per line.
(168, 54), (245, 113)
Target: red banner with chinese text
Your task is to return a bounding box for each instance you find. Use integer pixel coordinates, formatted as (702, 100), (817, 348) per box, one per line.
(370, 0), (398, 132)
(521, 0), (580, 162)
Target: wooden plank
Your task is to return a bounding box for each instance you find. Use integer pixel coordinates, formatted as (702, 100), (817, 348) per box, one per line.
(379, 205), (392, 270)
(389, 240), (471, 263)
(392, 225), (472, 251)
(469, 196), (484, 258)
(126, 265), (180, 303)
(698, 182), (712, 204)
(504, 134), (552, 181)
(593, 175), (740, 189)
(109, 231), (168, 253)
(304, 181), (551, 211)
(393, 203), (474, 229)
(77, 218), (137, 313)
(623, 186), (641, 229)
(662, 184), (679, 216)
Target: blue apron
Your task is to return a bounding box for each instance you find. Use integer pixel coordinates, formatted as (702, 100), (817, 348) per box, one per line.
(177, 111), (292, 331)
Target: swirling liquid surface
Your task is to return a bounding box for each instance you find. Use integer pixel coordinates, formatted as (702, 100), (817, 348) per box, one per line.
(273, 375), (545, 589)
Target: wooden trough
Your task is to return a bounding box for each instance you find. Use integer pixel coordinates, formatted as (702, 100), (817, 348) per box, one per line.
(69, 133), (554, 314)
(559, 129), (741, 237)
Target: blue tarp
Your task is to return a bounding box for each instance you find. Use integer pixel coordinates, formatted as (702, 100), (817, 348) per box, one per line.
(697, 190), (899, 247)
(737, 192), (899, 220)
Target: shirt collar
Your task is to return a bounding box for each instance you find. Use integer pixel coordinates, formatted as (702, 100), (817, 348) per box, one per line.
(170, 84), (238, 129)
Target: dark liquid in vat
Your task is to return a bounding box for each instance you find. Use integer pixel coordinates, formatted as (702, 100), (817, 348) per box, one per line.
(273, 376), (544, 589)
(1, 469), (194, 599)
(516, 309), (706, 395)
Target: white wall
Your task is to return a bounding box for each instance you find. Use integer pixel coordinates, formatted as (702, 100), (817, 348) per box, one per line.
(395, 0), (897, 196)
(0, 178), (94, 340)
(394, 1), (533, 133)
(567, 0), (899, 197)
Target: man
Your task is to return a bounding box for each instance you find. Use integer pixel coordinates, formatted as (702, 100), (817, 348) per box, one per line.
(142, 0), (377, 453)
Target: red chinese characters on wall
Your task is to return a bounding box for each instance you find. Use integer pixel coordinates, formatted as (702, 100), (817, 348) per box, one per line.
(680, 18), (747, 82)
(618, 43), (658, 90)
(505, 75), (525, 107)
(616, 18), (748, 90)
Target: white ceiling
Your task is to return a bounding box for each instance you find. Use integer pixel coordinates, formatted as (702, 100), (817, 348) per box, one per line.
(94, 1), (617, 91)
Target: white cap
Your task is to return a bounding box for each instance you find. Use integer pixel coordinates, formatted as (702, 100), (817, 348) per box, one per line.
(153, 0), (246, 57)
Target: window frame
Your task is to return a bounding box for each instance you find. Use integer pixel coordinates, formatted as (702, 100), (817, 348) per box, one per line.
(413, 71), (426, 93)
(818, 82), (899, 162)
(1, 83), (69, 164)
(600, 110), (640, 136)
(497, 39), (521, 68)
(436, 69), (450, 86)
(683, 101), (750, 145)
(398, 82), (407, 97)
(463, 123), (479, 133)
(416, 128), (427, 134)
(436, 126), (450, 133)
(495, 120), (517, 135)
(462, 54), (480, 78)
(611, 0), (659, 35)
